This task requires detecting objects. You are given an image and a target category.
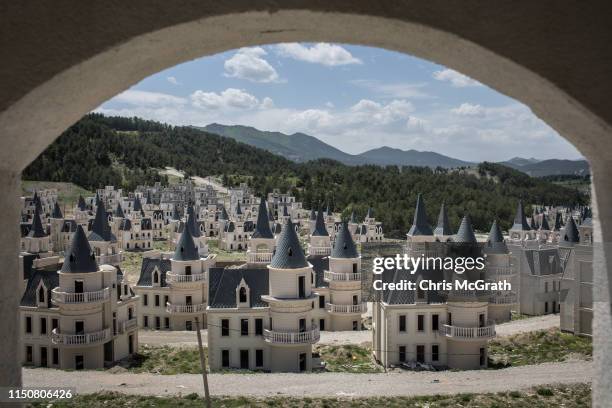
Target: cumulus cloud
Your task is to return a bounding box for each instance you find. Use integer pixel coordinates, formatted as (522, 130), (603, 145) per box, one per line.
(451, 103), (485, 116)
(433, 69), (482, 87)
(112, 90), (187, 107)
(224, 47), (281, 83)
(350, 79), (431, 99)
(190, 88), (263, 110)
(275, 43), (362, 66)
(167, 76), (180, 85)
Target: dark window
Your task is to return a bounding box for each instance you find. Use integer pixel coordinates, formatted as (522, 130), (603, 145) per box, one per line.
(129, 335), (134, 354)
(155, 316), (161, 330)
(74, 280), (83, 293)
(239, 287), (247, 303)
(447, 312), (452, 326)
(185, 321), (192, 331)
(319, 319), (325, 331)
(26, 346), (33, 363)
(299, 318), (306, 333)
(38, 286), (45, 303)
(545, 302), (549, 313)
(52, 318), (58, 331)
(399, 315), (406, 332)
(186, 296), (192, 305)
(241, 319), (249, 336)
(25, 316), (32, 333)
(75, 321), (84, 335)
(479, 313), (485, 327)
(299, 353), (307, 372)
(40, 347), (48, 367)
(128, 308), (133, 320)
(75, 355), (84, 370)
(399, 346), (406, 362)
(479, 347), (486, 366)
(416, 345), (425, 363)
(221, 319), (230, 336)
(164, 317), (169, 329)
(155, 295), (160, 307)
(255, 318), (263, 335)
(353, 295), (358, 305)
(185, 266), (191, 275)
(319, 295), (325, 308)
(353, 320), (358, 331)
(352, 263), (358, 273)
(417, 315), (424, 332)
(40, 317), (47, 335)
(221, 350), (230, 368)
(164, 295), (169, 306)
(432, 345), (439, 362)
(255, 349), (263, 367)
(298, 276), (306, 298)
(52, 348), (59, 365)
(432, 314), (439, 331)
(144, 316), (149, 327)
(240, 350), (249, 369)
(143, 294), (148, 306)
(153, 272), (159, 284)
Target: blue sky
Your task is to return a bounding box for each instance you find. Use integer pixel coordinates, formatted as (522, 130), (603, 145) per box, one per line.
(97, 43), (582, 162)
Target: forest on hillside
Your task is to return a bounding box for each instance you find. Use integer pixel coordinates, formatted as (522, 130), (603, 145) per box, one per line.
(23, 114), (588, 238)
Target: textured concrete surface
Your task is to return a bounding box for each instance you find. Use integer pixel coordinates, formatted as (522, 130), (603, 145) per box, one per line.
(1, 2), (611, 405)
(23, 360), (592, 397)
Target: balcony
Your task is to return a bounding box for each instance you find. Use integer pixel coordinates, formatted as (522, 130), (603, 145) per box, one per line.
(439, 322), (496, 340)
(247, 250), (273, 264)
(489, 292), (517, 305)
(263, 326), (320, 345)
(308, 246), (331, 256)
(166, 302), (207, 314)
(326, 302), (367, 314)
(119, 318), (138, 333)
(166, 272), (207, 284)
(323, 271), (362, 282)
(51, 328), (110, 346)
(52, 287), (110, 304)
(97, 252), (123, 265)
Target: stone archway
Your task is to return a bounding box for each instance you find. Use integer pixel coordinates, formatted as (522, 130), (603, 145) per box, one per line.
(1, 2), (611, 404)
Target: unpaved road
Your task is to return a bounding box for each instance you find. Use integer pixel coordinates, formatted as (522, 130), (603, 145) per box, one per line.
(23, 360), (591, 397)
(139, 314), (561, 347)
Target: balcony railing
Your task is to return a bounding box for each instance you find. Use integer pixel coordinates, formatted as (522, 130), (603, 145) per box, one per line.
(120, 318), (138, 333)
(439, 322), (496, 340)
(323, 271), (362, 282)
(308, 246), (331, 256)
(97, 252), (123, 265)
(263, 326), (320, 344)
(489, 292), (517, 304)
(52, 287), (110, 304)
(247, 251), (273, 263)
(166, 272), (207, 284)
(51, 328), (110, 346)
(326, 302), (367, 314)
(166, 302), (207, 314)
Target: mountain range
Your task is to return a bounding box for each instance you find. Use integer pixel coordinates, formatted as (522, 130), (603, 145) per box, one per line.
(201, 123), (589, 176)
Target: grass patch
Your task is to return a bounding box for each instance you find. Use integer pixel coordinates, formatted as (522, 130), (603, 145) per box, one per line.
(317, 344), (382, 373)
(153, 239), (174, 251)
(120, 250), (144, 283)
(122, 345), (205, 375)
(488, 328), (592, 368)
(510, 311), (531, 321)
(22, 180), (92, 209)
(207, 239), (247, 261)
(28, 383), (592, 407)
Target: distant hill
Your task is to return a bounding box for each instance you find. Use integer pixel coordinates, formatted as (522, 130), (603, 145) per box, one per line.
(500, 158), (589, 177)
(504, 157), (540, 167)
(201, 123), (473, 168)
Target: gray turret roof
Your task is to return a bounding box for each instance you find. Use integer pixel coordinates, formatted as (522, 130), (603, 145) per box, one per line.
(89, 200), (114, 242)
(454, 215), (477, 243)
(407, 194), (433, 236)
(349, 210), (357, 224)
(133, 196), (143, 212)
(554, 212), (564, 231)
(235, 201), (243, 215)
(561, 216), (580, 244)
(366, 207), (373, 219)
(511, 201), (531, 231)
(186, 205), (201, 238)
(208, 267), (269, 308)
(51, 202), (63, 219)
(252, 198), (274, 239)
(219, 206), (228, 220)
(173, 223), (200, 261)
(540, 214), (550, 230)
(268, 206), (275, 222)
(312, 208), (329, 237)
(485, 220), (508, 254)
(331, 221), (358, 259)
(61, 225), (98, 273)
(115, 203), (125, 218)
(28, 206), (47, 238)
(582, 207), (593, 227)
(434, 203), (452, 236)
(270, 218), (308, 269)
(282, 205), (289, 217)
(77, 195), (87, 211)
(171, 205), (180, 221)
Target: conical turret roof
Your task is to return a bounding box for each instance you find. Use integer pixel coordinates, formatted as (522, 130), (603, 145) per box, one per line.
(61, 225), (98, 273)
(252, 198), (274, 239)
(407, 194), (433, 236)
(171, 204), (180, 221)
(115, 202), (125, 218)
(89, 200), (114, 242)
(312, 208), (329, 237)
(77, 195), (87, 211)
(349, 210), (357, 224)
(331, 221), (358, 259)
(133, 196), (143, 212)
(173, 223), (200, 261)
(366, 207), (373, 219)
(561, 216), (580, 245)
(186, 205), (201, 238)
(540, 214), (550, 230)
(51, 202), (63, 219)
(235, 201), (243, 215)
(270, 218), (308, 269)
(434, 202), (452, 236)
(485, 219), (508, 254)
(219, 206), (229, 220)
(554, 212), (564, 231)
(28, 206), (47, 238)
(511, 200), (531, 231)
(454, 215), (477, 243)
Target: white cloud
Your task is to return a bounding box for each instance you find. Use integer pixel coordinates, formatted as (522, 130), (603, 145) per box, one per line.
(350, 79), (431, 99)
(433, 68), (482, 87)
(451, 103), (485, 116)
(275, 43), (362, 66)
(112, 90), (187, 107)
(349, 99), (414, 124)
(223, 47), (281, 83)
(167, 76), (180, 85)
(190, 88), (263, 110)
(260, 97), (275, 109)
